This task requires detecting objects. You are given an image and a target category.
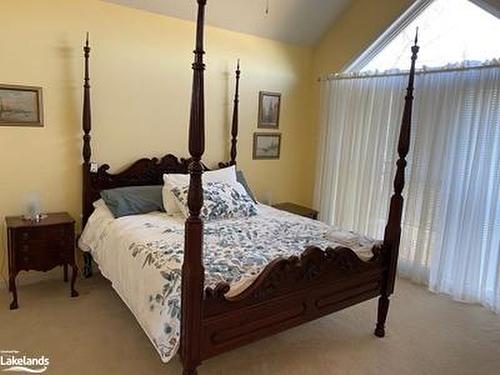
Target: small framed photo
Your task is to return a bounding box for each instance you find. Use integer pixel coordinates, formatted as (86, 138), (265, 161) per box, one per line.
(253, 132), (281, 160)
(0, 84), (44, 127)
(258, 91), (281, 129)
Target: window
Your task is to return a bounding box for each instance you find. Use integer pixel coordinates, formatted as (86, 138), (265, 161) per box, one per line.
(349, 0), (500, 73)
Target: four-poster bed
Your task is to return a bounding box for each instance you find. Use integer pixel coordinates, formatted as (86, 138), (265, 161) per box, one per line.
(79, 1), (420, 374)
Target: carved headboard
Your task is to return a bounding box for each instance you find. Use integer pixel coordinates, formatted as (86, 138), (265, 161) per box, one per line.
(82, 155), (192, 226)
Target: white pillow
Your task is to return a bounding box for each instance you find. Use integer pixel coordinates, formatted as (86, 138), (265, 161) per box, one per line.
(162, 165), (237, 214)
(93, 198), (107, 209)
(92, 199), (114, 218)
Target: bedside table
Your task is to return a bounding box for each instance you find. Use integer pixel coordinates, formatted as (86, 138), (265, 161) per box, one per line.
(273, 202), (319, 220)
(6, 212), (79, 310)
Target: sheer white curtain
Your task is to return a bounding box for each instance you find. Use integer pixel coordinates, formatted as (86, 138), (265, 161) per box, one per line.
(315, 65), (500, 312)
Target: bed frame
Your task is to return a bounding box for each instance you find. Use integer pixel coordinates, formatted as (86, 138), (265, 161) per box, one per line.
(80, 2), (420, 374)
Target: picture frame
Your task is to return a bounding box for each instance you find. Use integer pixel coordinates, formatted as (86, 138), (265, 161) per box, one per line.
(253, 132), (281, 160)
(0, 84), (44, 127)
(258, 91), (281, 129)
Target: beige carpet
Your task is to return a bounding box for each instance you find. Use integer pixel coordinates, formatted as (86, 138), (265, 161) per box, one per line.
(0, 276), (499, 375)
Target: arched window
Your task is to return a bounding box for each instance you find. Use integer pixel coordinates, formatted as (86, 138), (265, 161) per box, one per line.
(346, 0), (500, 73)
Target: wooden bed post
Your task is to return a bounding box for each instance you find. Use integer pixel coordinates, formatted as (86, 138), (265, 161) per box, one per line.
(375, 32), (419, 338)
(229, 60), (241, 166)
(181, 1), (207, 374)
(82, 32), (92, 223)
(82, 33), (94, 278)
(219, 60), (241, 168)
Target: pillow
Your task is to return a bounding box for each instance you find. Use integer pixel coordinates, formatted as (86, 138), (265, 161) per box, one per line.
(162, 165), (237, 214)
(93, 198), (107, 209)
(92, 198), (115, 217)
(236, 170), (256, 203)
(170, 181), (257, 221)
(100, 185), (164, 218)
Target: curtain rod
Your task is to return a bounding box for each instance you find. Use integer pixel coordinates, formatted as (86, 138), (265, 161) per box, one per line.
(318, 63), (500, 82)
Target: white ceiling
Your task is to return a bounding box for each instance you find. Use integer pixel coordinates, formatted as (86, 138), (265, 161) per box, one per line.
(102, 0), (351, 45)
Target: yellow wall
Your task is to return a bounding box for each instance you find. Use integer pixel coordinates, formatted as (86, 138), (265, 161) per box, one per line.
(0, 0), (316, 279)
(314, 0), (414, 76)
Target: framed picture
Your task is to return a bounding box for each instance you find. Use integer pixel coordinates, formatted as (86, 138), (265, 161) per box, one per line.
(258, 91), (281, 129)
(253, 132), (281, 160)
(0, 84), (44, 127)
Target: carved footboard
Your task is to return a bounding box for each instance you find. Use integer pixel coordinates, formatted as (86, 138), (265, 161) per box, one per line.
(200, 245), (387, 360)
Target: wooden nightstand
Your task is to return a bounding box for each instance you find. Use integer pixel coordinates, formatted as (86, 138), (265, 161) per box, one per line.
(6, 212), (79, 310)
(273, 202), (319, 220)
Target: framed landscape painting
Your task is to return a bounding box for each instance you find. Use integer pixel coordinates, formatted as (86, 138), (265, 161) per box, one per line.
(0, 84), (44, 127)
(253, 132), (281, 160)
(258, 91), (281, 129)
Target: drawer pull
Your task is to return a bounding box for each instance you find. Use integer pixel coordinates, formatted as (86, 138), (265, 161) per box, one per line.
(21, 245), (29, 253)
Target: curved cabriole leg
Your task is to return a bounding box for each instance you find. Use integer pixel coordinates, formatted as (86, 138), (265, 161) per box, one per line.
(375, 294), (390, 337)
(183, 368), (198, 375)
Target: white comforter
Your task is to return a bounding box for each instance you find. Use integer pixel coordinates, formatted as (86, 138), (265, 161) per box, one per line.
(79, 204), (379, 362)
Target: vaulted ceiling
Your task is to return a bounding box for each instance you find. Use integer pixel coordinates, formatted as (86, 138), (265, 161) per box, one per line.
(102, 0), (352, 45)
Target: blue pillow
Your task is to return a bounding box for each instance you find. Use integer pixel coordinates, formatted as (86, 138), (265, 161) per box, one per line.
(100, 186), (164, 218)
(236, 171), (256, 203)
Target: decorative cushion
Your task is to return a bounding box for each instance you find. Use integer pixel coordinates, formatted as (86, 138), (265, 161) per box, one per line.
(100, 185), (164, 218)
(171, 181), (257, 221)
(236, 170), (256, 203)
(162, 165), (237, 214)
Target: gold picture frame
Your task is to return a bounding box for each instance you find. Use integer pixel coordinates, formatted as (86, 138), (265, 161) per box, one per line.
(0, 84), (44, 127)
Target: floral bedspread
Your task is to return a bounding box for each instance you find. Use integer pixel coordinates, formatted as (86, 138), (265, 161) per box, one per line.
(79, 204), (379, 362)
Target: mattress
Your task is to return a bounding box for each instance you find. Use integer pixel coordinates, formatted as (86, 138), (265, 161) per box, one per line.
(79, 203), (379, 362)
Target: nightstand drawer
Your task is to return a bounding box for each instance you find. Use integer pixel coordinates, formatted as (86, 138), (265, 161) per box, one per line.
(14, 224), (74, 253)
(15, 223), (74, 238)
(13, 224), (75, 271)
(16, 250), (67, 272)
(17, 252), (42, 271)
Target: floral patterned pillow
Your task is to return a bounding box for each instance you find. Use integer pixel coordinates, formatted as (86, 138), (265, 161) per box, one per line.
(170, 181), (258, 221)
